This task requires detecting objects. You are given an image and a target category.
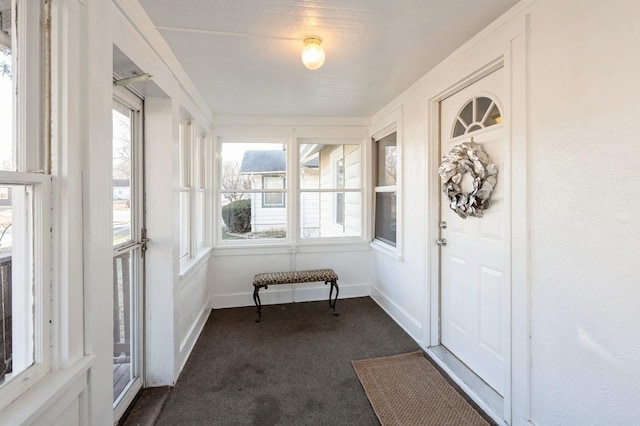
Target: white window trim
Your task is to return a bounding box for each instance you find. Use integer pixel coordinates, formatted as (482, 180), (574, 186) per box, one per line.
(0, 172), (52, 411)
(296, 141), (363, 243)
(179, 122), (211, 272)
(215, 137), (366, 247)
(0, 0), (52, 410)
(215, 136), (291, 247)
(370, 106), (403, 261)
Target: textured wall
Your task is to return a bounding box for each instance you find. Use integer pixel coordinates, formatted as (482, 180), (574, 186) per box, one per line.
(527, 0), (640, 424)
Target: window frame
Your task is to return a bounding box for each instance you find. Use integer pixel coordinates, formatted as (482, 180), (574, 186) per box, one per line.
(179, 121), (210, 266)
(215, 137), (365, 246)
(370, 107), (403, 260)
(0, 173), (51, 411)
(178, 121), (192, 262)
(261, 175), (285, 208)
(0, 0), (52, 409)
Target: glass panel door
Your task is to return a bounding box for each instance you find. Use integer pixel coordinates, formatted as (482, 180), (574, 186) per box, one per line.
(112, 89), (144, 419)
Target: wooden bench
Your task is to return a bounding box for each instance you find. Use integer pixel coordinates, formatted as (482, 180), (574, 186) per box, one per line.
(252, 269), (339, 322)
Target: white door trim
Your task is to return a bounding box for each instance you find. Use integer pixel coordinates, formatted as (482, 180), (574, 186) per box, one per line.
(423, 15), (531, 426)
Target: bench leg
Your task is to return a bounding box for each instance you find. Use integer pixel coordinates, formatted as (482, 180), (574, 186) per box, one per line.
(327, 279), (339, 316)
(253, 286), (263, 322)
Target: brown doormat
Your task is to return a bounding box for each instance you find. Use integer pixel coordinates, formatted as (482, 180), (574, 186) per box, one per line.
(352, 351), (490, 426)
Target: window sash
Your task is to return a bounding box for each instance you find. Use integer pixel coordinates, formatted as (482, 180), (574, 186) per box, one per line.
(373, 131), (398, 247)
(0, 172), (51, 410)
(0, 0), (50, 410)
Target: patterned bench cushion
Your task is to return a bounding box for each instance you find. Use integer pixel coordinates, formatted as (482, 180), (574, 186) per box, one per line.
(253, 269), (338, 287)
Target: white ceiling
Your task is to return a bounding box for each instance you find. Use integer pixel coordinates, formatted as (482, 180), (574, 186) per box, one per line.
(137, 0), (520, 118)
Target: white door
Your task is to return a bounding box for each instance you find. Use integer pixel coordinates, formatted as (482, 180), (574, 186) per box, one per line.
(439, 67), (508, 396)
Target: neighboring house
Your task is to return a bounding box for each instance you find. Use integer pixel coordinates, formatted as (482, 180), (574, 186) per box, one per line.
(240, 145), (361, 238)
(112, 179), (130, 201)
(239, 150), (287, 233)
(300, 144), (361, 238)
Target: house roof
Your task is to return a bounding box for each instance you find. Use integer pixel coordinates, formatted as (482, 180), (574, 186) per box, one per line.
(240, 150), (286, 174)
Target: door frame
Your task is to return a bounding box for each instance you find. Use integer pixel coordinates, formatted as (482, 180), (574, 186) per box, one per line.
(423, 15), (531, 425)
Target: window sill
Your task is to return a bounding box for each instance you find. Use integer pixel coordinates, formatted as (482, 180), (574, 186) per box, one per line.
(370, 239), (403, 261)
(179, 246), (212, 281)
(1, 355), (94, 424)
(213, 240), (371, 257)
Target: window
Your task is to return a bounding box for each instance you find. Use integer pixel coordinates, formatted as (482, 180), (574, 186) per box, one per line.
(216, 138), (363, 244)
(0, 0), (51, 409)
(299, 142), (361, 239)
(219, 142), (287, 241)
(262, 176), (285, 207)
(452, 96), (502, 137)
(179, 121), (209, 263)
(178, 122), (192, 260)
(194, 135), (207, 249)
(373, 132), (397, 246)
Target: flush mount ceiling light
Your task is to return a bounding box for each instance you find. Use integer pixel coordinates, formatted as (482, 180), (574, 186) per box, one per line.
(301, 36), (325, 70)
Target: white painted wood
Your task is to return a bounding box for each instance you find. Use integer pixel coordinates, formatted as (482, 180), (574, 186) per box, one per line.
(144, 97), (177, 388)
(439, 67), (508, 396)
(137, 0), (520, 117)
(83, 0), (116, 423)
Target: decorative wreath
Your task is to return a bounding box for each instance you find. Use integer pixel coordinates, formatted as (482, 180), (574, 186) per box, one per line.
(438, 142), (498, 219)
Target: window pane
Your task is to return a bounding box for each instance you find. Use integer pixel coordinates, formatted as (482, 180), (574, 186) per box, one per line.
(113, 103), (132, 246)
(179, 123), (191, 188)
(299, 144), (360, 190)
(0, 17), (14, 171)
(220, 194), (286, 240)
(336, 192), (344, 226)
(179, 191), (189, 258)
(262, 176), (285, 207)
(375, 191), (396, 246)
(476, 97), (493, 122)
(221, 142), (285, 193)
(300, 192), (361, 239)
(459, 100), (473, 126)
(0, 185), (34, 385)
(484, 104), (502, 126)
(376, 133), (396, 186)
(113, 251), (133, 402)
(195, 190), (205, 247)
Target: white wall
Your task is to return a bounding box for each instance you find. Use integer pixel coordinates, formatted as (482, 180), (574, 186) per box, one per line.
(525, 1), (640, 424)
(369, 0), (640, 424)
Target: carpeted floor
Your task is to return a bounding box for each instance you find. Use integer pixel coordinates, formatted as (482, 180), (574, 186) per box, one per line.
(154, 297), (490, 425)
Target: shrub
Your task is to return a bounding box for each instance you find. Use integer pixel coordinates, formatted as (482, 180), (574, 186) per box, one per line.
(222, 199), (251, 233)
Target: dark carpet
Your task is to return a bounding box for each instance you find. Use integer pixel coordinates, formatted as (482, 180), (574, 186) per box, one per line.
(155, 297), (421, 425)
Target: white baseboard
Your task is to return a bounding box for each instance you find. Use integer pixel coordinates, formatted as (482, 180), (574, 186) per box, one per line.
(369, 285), (422, 343)
(177, 299), (211, 374)
(211, 282), (370, 309)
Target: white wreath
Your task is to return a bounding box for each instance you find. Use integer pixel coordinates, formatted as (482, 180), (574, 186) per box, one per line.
(438, 142), (497, 219)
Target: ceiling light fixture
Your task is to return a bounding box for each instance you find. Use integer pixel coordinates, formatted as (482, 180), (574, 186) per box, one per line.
(301, 36), (325, 70)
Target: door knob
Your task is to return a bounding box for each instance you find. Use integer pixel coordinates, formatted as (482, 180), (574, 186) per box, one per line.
(436, 238), (447, 246)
